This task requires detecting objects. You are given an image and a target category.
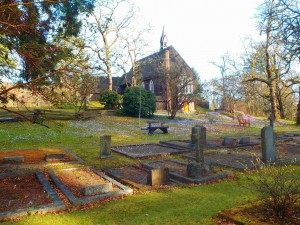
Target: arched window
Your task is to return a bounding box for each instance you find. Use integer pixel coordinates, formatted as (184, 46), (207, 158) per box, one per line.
(149, 80), (154, 93)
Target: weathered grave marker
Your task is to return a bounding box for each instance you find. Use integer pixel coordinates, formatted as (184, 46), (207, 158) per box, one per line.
(191, 125), (206, 146)
(44, 153), (66, 162)
(2, 156), (24, 163)
(100, 135), (111, 158)
(239, 137), (251, 145)
(81, 183), (113, 195)
(147, 168), (170, 186)
(221, 137), (238, 147)
(187, 126), (211, 177)
(261, 126), (276, 163)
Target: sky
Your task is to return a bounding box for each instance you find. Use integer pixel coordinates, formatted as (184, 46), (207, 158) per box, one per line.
(132, 0), (265, 81)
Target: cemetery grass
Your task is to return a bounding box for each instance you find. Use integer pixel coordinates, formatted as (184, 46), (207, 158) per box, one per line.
(0, 114), (300, 224)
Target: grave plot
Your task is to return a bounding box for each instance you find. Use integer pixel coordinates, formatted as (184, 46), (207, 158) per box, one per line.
(49, 167), (132, 206)
(105, 165), (179, 190)
(159, 138), (259, 150)
(0, 148), (83, 169)
(277, 144), (300, 162)
(142, 159), (232, 184)
(183, 145), (296, 170)
(111, 144), (191, 159)
(0, 171), (65, 221)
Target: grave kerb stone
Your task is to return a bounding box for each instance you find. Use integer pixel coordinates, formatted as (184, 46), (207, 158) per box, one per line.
(2, 156), (24, 163)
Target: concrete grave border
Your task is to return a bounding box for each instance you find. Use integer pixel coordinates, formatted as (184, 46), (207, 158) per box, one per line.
(49, 167), (132, 206)
(112, 143), (191, 159)
(0, 148), (84, 170)
(142, 159), (233, 184)
(0, 170), (65, 221)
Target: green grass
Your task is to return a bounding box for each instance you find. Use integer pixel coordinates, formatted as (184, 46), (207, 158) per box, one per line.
(2, 176), (258, 225)
(0, 114), (299, 224)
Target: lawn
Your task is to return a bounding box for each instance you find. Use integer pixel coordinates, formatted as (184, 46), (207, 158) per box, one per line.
(0, 112), (299, 224)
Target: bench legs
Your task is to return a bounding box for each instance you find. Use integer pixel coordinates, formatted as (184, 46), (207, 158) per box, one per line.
(148, 127), (168, 135)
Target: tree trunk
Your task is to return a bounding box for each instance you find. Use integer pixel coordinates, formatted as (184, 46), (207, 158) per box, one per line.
(297, 93), (300, 125)
(269, 80), (280, 120)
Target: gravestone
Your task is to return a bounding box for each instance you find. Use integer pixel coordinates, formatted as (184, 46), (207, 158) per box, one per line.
(147, 168), (170, 186)
(81, 183), (113, 195)
(239, 137), (251, 145)
(100, 135), (111, 158)
(187, 126), (211, 177)
(44, 153), (66, 162)
(2, 156), (24, 163)
(221, 137), (238, 147)
(191, 125), (206, 146)
(261, 126), (276, 163)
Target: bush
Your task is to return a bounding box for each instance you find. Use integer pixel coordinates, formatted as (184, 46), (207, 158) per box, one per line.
(99, 90), (119, 110)
(122, 87), (156, 117)
(246, 159), (300, 219)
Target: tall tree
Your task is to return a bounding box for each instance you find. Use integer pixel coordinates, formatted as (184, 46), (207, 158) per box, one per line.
(0, 0), (94, 121)
(85, 0), (135, 90)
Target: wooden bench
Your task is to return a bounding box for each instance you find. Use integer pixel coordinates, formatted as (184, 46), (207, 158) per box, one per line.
(141, 120), (169, 135)
(237, 117), (250, 127)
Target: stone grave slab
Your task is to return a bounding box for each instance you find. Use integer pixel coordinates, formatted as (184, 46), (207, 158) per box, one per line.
(44, 153), (66, 162)
(0, 148), (84, 169)
(0, 170), (65, 221)
(142, 159), (232, 184)
(111, 144), (191, 159)
(49, 167), (132, 206)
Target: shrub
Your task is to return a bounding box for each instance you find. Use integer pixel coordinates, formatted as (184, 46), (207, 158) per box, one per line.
(246, 159), (300, 219)
(99, 90), (119, 110)
(122, 87), (156, 117)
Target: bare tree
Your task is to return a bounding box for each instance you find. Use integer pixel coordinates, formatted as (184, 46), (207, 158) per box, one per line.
(117, 26), (151, 87)
(210, 53), (242, 114)
(85, 0), (135, 90)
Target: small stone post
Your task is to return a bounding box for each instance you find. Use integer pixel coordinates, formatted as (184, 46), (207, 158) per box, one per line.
(195, 126), (206, 163)
(100, 135), (111, 159)
(261, 126), (276, 163)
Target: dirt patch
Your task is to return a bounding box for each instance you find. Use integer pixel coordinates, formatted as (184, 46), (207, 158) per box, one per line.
(218, 200), (300, 225)
(0, 174), (52, 213)
(0, 149), (77, 165)
(54, 168), (120, 198)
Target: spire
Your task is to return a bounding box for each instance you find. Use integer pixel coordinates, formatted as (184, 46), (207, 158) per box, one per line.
(160, 26), (167, 51)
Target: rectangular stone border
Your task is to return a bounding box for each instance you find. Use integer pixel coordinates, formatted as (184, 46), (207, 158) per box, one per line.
(111, 144), (192, 159)
(0, 148), (84, 170)
(0, 170), (65, 221)
(49, 167), (133, 206)
(142, 159), (233, 184)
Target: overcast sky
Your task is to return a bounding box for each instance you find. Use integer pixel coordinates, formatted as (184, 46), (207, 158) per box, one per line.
(132, 0), (265, 81)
